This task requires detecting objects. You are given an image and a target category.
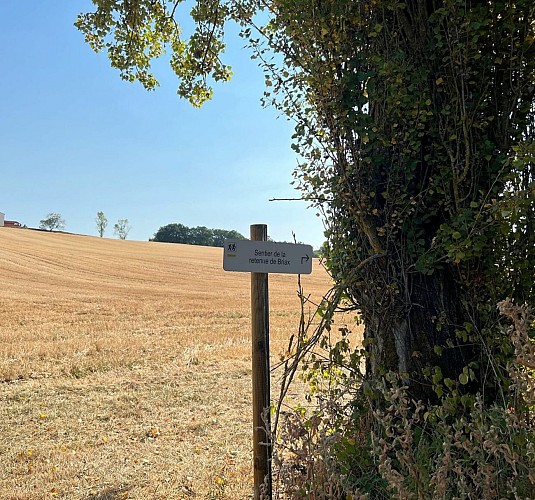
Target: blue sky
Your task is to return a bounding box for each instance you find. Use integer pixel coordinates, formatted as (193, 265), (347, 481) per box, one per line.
(0, 1), (325, 248)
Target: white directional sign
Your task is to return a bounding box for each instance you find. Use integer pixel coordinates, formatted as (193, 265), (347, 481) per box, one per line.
(223, 240), (313, 274)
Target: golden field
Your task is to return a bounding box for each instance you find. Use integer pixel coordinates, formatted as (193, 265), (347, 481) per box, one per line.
(0, 228), (334, 499)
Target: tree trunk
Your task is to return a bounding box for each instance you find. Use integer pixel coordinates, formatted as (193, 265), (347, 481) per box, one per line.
(363, 267), (478, 402)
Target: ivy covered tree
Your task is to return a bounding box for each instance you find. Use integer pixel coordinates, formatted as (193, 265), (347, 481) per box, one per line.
(272, 0), (535, 404)
(77, 0), (534, 495)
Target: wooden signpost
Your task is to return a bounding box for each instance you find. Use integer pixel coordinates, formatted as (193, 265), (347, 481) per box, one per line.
(223, 225), (313, 499)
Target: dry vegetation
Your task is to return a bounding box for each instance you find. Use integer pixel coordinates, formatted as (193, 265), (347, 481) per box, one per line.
(0, 228), (333, 499)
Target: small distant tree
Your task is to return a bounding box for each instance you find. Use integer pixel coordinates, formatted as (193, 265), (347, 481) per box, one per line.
(95, 211), (108, 237)
(114, 219), (131, 240)
(39, 213), (65, 232)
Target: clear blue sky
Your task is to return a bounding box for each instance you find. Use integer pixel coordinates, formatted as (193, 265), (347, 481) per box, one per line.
(0, 1), (325, 248)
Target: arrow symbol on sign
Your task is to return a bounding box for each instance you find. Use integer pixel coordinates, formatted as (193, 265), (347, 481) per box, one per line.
(301, 254), (310, 264)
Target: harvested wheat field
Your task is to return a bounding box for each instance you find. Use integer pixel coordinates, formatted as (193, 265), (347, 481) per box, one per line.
(0, 227), (334, 499)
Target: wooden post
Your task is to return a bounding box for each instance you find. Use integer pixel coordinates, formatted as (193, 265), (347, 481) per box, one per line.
(250, 224), (272, 499)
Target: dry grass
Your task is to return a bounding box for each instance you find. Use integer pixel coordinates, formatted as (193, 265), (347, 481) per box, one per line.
(0, 228), (333, 499)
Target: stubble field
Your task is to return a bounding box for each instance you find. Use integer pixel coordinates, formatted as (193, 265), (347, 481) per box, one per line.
(0, 228), (333, 499)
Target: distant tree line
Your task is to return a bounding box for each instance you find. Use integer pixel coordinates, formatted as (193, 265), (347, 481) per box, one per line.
(150, 223), (245, 247)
